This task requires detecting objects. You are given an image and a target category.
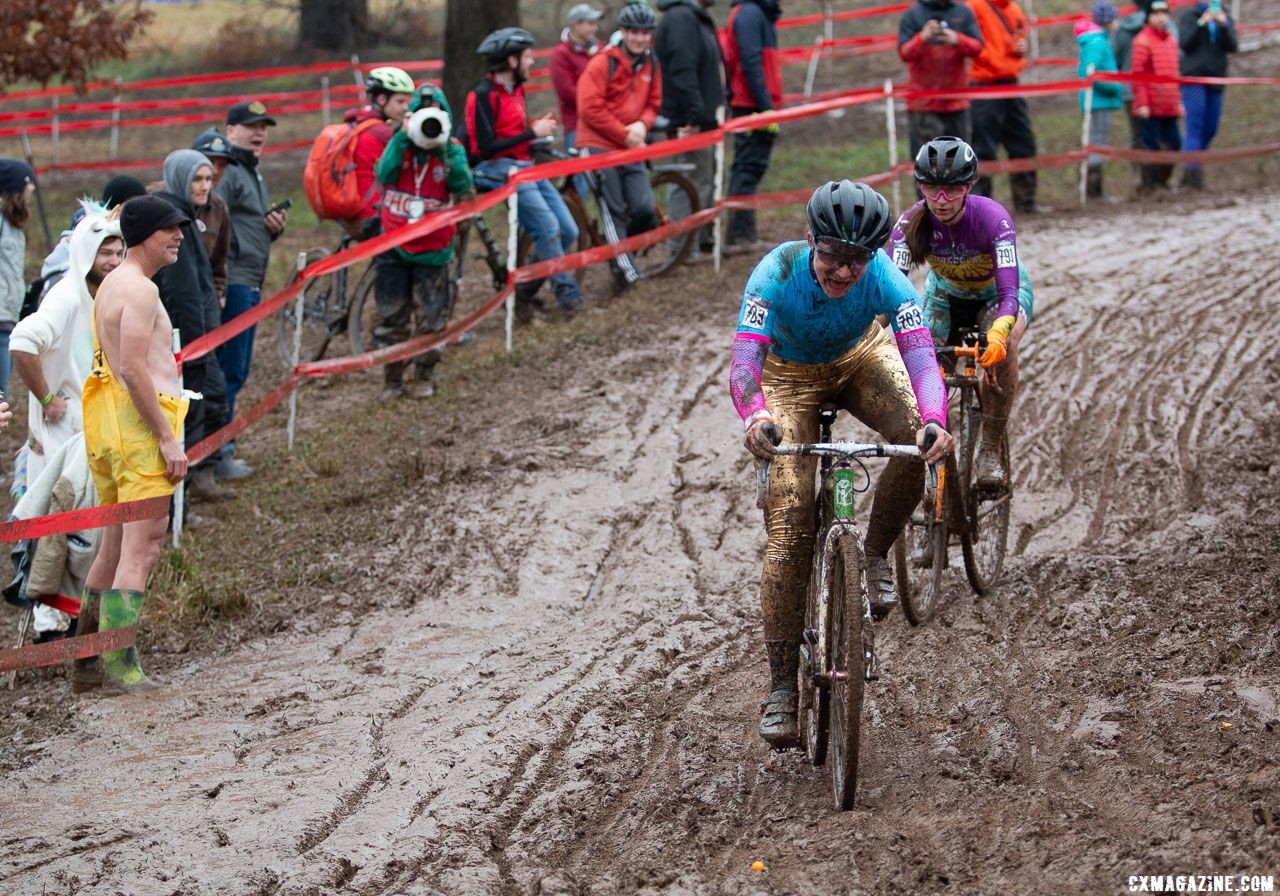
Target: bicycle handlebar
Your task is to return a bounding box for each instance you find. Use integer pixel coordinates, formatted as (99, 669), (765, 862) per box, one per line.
(773, 442), (923, 459)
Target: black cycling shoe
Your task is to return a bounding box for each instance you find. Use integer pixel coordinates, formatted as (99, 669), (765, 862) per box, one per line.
(865, 554), (899, 621)
(758, 686), (799, 749)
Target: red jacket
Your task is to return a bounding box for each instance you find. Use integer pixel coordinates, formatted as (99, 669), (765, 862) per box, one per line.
(898, 14), (984, 111)
(968, 0), (1029, 83)
(345, 105), (393, 220)
(379, 146), (454, 255)
(549, 31), (602, 133)
(1131, 24), (1183, 117)
(575, 45), (662, 151)
(722, 1), (783, 112)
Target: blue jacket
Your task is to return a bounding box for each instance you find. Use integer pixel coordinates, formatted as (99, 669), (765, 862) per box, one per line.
(1077, 28), (1123, 112)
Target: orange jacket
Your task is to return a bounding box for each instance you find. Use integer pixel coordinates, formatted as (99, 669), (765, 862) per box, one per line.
(575, 44), (662, 151)
(968, 0), (1029, 82)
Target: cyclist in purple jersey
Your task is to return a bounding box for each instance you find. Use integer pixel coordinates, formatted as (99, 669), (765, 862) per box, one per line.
(729, 181), (953, 749)
(886, 136), (1035, 489)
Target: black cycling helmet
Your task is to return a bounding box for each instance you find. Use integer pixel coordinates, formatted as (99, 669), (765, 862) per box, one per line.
(914, 136), (979, 185)
(616, 4), (658, 29)
(477, 27), (536, 63)
(805, 180), (893, 251)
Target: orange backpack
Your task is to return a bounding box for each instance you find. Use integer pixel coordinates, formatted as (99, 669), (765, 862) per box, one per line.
(302, 118), (380, 222)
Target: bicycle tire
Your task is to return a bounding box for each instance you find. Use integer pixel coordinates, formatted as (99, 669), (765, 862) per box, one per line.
(896, 474), (948, 626)
(961, 431), (1012, 594)
(345, 262), (381, 357)
(634, 170), (698, 278)
(277, 248), (348, 366)
(829, 535), (866, 811)
(798, 533), (831, 767)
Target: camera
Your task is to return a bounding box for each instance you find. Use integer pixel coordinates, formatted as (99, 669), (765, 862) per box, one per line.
(407, 107), (452, 151)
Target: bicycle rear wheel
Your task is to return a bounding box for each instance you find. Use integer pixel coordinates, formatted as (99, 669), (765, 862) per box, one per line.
(895, 479), (948, 626)
(515, 194), (593, 289)
(345, 262), (380, 357)
(634, 171), (698, 278)
(829, 537), (867, 811)
(962, 431), (1012, 594)
(277, 248), (348, 365)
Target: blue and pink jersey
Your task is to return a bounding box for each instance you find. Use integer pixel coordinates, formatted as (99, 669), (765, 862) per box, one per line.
(729, 241), (947, 428)
(886, 195), (1022, 321)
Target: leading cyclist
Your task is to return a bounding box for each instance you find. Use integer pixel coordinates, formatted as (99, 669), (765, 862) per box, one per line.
(731, 180), (953, 748)
(886, 136), (1035, 489)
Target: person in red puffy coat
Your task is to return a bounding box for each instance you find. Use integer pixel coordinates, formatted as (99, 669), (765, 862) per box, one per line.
(1130, 0), (1183, 193)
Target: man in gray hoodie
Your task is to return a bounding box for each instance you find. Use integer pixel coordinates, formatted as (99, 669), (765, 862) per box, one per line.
(214, 100), (288, 481)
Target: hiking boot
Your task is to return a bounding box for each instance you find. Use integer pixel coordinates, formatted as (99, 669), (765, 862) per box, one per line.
(1182, 166), (1206, 190)
(865, 553), (898, 621)
(758, 686), (799, 748)
(380, 384), (406, 402)
(188, 467), (235, 502)
(71, 589), (103, 693)
(408, 379), (435, 400)
(98, 590), (158, 694)
(182, 509), (215, 531)
(214, 454), (253, 481)
(683, 248), (714, 265)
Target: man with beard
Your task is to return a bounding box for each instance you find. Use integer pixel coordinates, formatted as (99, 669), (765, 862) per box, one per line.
(11, 206), (124, 494)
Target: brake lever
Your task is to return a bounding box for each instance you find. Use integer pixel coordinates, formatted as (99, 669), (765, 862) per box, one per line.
(756, 460), (771, 510)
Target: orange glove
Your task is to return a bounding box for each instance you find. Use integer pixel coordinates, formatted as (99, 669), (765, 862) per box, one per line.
(980, 315), (1016, 367)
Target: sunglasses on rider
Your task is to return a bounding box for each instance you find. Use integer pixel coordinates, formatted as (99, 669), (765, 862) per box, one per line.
(919, 183), (971, 202)
(813, 239), (874, 270)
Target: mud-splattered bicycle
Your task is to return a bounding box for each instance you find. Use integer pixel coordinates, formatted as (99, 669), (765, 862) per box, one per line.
(894, 329), (1012, 624)
(757, 404), (934, 810)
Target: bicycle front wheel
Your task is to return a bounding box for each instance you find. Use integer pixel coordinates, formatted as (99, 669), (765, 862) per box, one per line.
(962, 431), (1012, 594)
(345, 263), (380, 356)
(829, 537), (867, 811)
(896, 477), (948, 626)
(276, 248), (348, 366)
(634, 170), (698, 278)
(798, 534), (831, 767)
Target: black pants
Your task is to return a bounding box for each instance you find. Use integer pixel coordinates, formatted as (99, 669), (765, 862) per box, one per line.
(728, 107), (777, 243)
(589, 152), (659, 282)
(372, 252), (451, 384)
(907, 109), (971, 198)
(970, 91), (1039, 209)
(182, 359), (207, 452)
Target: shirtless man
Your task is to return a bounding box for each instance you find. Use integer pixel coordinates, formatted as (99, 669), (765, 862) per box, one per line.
(78, 195), (191, 694)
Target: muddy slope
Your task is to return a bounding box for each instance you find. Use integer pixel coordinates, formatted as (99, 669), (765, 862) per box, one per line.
(3, 194), (1279, 895)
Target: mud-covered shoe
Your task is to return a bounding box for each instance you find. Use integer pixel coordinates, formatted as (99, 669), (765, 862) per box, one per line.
(975, 445), (1009, 492)
(865, 554), (898, 621)
(758, 686), (799, 748)
(71, 589), (103, 693)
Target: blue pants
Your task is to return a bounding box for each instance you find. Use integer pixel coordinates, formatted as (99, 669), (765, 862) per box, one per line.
(563, 130), (592, 204)
(216, 284), (260, 426)
(1180, 85), (1224, 169)
(0, 328), (10, 400)
(473, 158), (582, 308)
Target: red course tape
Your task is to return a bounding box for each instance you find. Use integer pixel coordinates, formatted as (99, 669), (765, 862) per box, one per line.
(0, 626), (137, 674)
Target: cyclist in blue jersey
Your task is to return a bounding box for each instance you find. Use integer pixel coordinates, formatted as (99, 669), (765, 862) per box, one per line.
(730, 180), (954, 748)
(887, 135), (1034, 489)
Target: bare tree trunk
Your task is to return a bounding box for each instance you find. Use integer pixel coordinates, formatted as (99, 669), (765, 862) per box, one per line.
(442, 0), (520, 115)
(299, 0), (369, 52)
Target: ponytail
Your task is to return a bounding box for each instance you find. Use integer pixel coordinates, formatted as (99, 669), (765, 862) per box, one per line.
(900, 202), (933, 270)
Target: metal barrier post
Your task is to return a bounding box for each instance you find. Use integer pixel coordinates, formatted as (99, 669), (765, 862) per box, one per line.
(287, 252), (307, 451)
(321, 76), (332, 126)
(1080, 72), (1094, 210)
(885, 80), (901, 212)
(51, 97), (59, 167)
(713, 107), (726, 274)
(505, 193), (519, 353)
(172, 329), (185, 549)
(109, 80), (122, 161)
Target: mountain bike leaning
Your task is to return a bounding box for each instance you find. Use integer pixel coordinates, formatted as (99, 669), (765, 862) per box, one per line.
(893, 328), (1013, 624)
(756, 409), (936, 809)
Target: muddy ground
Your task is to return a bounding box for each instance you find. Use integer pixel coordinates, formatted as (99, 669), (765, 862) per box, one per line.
(3, 178), (1280, 894)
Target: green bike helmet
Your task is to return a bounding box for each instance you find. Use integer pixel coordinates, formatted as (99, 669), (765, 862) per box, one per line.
(365, 66), (415, 97)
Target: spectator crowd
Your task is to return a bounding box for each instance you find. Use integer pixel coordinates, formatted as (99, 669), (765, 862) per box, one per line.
(0, 0), (1248, 688)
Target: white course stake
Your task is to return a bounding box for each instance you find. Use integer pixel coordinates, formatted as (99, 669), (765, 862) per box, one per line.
(109, 80), (122, 161)
(885, 80), (901, 213)
(321, 76), (332, 126)
(713, 107), (726, 274)
(287, 251), (307, 451)
(804, 37), (823, 99)
(172, 328), (185, 549)
(1027, 0), (1040, 61)
(1080, 72), (1094, 210)
(505, 192), (519, 353)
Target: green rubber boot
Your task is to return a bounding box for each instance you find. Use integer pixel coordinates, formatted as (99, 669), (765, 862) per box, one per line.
(98, 589), (158, 693)
(70, 588), (103, 693)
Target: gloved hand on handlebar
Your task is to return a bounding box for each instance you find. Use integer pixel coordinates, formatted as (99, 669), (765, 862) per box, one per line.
(916, 421), (954, 465)
(745, 410), (783, 460)
(752, 121), (781, 138)
(981, 315), (1017, 367)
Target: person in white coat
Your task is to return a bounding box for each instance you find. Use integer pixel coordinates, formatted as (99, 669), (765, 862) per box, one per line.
(10, 206), (124, 496)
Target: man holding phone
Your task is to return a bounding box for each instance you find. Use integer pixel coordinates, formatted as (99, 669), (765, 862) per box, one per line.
(214, 99), (287, 480)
